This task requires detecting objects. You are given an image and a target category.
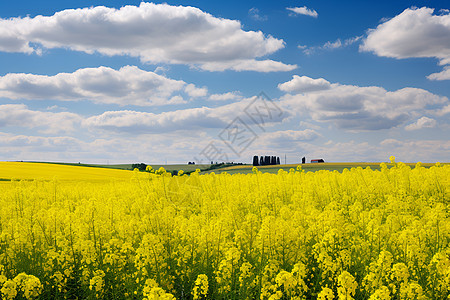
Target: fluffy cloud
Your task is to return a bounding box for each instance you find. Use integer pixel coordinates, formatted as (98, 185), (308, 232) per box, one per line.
(361, 7), (450, 79)
(0, 104), (80, 134)
(83, 107), (226, 134)
(427, 66), (450, 80)
(0, 94), (288, 136)
(287, 7), (318, 18)
(279, 76), (449, 130)
(437, 104), (450, 116)
(185, 84), (208, 98)
(209, 92), (242, 101)
(405, 116), (437, 130)
(0, 66), (204, 106)
(0, 2), (295, 72)
(0, 133), (82, 150)
(278, 75), (331, 93)
(84, 95), (289, 134)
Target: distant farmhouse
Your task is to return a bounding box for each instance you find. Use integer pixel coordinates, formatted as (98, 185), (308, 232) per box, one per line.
(311, 159), (325, 163)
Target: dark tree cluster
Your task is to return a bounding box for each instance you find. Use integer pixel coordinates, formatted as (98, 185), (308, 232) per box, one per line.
(131, 163), (147, 171)
(187, 161), (196, 165)
(252, 156), (281, 166)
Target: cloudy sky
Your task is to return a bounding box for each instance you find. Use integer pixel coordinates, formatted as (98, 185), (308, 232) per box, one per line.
(0, 0), (449, 164)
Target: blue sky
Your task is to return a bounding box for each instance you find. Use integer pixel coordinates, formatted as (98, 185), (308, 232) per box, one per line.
(0, 0), (449, 164)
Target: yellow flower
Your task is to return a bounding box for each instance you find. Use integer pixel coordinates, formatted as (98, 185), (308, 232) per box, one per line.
(89, 270), (106, 293)
(391, 263), (409, 283)
(143, 279), (175, 300)
(275, 270), (296, 292)
(318, 287), (334, 300)
(1, 280), (17, 300)
(12, 273), (43, 300)
(337, 271), (357, 300)
(400, 282), (427, 300)
(369, 286), (391, 300)
(192, 274), (208, 300)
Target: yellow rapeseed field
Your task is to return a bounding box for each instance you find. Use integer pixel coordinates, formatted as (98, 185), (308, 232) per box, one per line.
(0, 158), (448, 299)
(0, 162), (140, 182)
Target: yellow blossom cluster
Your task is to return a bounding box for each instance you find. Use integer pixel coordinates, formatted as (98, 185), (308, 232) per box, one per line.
(192, 274), (208, 300)
(0, 160), (448, 299)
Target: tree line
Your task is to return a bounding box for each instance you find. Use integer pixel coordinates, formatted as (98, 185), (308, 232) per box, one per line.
(252, 156), (280, 166)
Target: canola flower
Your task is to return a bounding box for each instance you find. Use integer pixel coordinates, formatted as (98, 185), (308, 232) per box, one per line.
(192, 274), (208, 300)
(318, 287), (335, 300)
(0, 159), (448, 299)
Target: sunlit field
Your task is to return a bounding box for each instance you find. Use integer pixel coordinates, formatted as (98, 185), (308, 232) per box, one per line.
(203, 162), (440, 175)
(0, 159), (448, 299)
(0, 162), (140, 182)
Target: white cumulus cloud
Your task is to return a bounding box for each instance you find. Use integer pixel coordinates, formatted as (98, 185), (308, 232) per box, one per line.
(278, 75), (331, 93)
(83, 107), (225, 134)
(427, 66), (450, 80)
(84, 96), (289, 134)
(404, 116), (437, 130)
(361, 7), (450, 79)
(279, 76), (449, 130)
(0, 2), (295, 72)
(0, 66), (209, 106)
(0, 104), (81, 134)
(185, 84), (208, 98)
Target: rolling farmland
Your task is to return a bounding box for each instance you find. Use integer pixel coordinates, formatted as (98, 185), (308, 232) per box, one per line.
(0, 159), (448, 299)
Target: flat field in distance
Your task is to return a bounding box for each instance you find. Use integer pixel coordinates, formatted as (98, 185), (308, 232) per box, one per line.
(203, 162), (442, 174)
(1, 162), (445, 181)
(145, 164), (212, 173)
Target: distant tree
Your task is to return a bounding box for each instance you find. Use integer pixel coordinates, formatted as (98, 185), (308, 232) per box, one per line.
(260, 156), (264, 166)
(302, 157), (306, 164)
(270, 156), (276, 165)
(131, 163), (147, 171)
(253, 156), (259, 166)
(265, 156), (270, 165)
(277, 157), (280, 165)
